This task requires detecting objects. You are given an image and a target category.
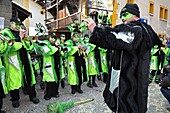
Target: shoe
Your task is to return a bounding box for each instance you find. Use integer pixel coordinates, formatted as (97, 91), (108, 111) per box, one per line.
(71, 89), (76, 94)
(167, 107), (170, 111)
(0, 110), (5, 113)
(93, 82), (98, 87)
(97, 75), (101, 80)
(44, 96), (51, 100)
(87, 82), (93, 88)
(12, 101), (20, 108)
(155, 80), (159, 84)
(30, 97), (40, 104)
(55, 93), (60, 98)
(76, 88), (83, 93)
(149, 80), (152, 84)
(61, 79), (65, 88)
(40, 82), (45, 90)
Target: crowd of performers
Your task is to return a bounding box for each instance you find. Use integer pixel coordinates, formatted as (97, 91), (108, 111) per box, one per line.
(0, 17), (110, 112)
(1, 13), (170, 113)
(149, 37), (170, 84)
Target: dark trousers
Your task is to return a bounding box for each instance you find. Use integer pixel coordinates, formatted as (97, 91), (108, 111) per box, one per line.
(0, 98), (2, 111)
(45, 82), (59, 98)
(20, 47), (37, 100)
(23, 72), (37, 100)
(150, 70), (161, 76)
(75, 56), (87, 86)
(160, 87), (170, 103)
(94, 47), (102, 73)
(24, 84), (37, 100)
(10, 89), (20, 102)
(0, 82), (5, 111)
(0, 82), (5, 99)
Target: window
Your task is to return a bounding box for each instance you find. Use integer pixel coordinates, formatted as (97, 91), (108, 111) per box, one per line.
(149, 1), (154, 14)
(159, 6), (168, 20)
(159, 6), (164, 18)
(164, 8), (168, 20)
(127, 0), (134, 4)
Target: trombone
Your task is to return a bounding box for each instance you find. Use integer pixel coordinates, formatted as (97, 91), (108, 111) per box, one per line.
(0, 34), (15, 46)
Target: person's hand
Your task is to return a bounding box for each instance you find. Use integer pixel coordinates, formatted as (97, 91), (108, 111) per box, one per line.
(55, 41), (59, 46)
(84, 18), (96, 33)
(20, 29), (27, 39)
(78, 43), (82, 49)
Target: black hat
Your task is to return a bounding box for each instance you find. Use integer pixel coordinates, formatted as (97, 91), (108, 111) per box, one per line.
(10, 17), (21, 25)
(120, 3), (140, 18)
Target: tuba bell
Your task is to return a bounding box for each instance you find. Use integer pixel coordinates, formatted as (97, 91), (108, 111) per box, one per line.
(32, 36), (38, 42)
(23, 35), (38, 42)
(0, 34), (15, 46)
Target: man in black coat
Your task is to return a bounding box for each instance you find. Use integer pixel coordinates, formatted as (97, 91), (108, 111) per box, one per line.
(85, 3), (162, 113)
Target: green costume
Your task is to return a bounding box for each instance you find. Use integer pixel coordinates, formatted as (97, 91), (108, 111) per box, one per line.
(0, 40), (8, 94)
(86, 43), (99, 76)
(0, 28), (23, 91)
(21, 39), (36, 85)
(65, 40), (79, 85)
(37, 40), (58, 82)
(98, 47), (108, 74)
(150, 45), (159, 70)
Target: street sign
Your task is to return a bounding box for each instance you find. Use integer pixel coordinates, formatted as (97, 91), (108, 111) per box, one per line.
(140, 18), (148, 24)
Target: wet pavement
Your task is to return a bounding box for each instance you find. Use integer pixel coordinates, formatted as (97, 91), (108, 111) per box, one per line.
(2, 79), (170, 113)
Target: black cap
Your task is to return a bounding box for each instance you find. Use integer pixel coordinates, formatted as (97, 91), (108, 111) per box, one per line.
(10, 17), (21, 25)
(120, 3), (140, 18)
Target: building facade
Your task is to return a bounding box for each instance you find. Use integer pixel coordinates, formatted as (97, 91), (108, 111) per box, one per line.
(115, 0), (170, 36)
(0, 0), (12, 28)
(0, 0), (170, 36)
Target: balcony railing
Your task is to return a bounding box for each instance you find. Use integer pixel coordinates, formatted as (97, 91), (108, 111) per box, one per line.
(46, 12), (81, 30)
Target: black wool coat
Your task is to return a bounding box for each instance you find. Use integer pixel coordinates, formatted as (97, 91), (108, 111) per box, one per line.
(89, 20), (162, 113)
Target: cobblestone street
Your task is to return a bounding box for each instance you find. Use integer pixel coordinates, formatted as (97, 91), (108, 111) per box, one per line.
(2, 79), (170, 113)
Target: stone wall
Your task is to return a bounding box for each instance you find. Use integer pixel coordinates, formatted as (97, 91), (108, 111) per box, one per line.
(0, 0), (12, 28)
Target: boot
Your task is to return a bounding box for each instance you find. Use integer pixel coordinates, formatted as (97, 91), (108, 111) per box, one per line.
(0, 110), (5, 113)
(97, 74), (102, 80)
(71, 85), (76, 94)
(30, 97), (40, 104)
(167, 107), (170, 112)
(92, 76), (98, 87)
(149, 75), (154, 83)
(75, 85), (83, 94)
(155, 75), (160, 84)
(103, 73), (108, 83)
(0, 98), (5, 113)
(87, 76), (93, 88)
(12, 101), (20, 108)
(44, 94), (51, 100)
(55, 92), (60, 98)
(40, 81), (45, 90)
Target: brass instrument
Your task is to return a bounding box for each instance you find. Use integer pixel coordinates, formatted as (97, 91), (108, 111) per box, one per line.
(0, 34), (15, 46)
(23, 35), (38, 42)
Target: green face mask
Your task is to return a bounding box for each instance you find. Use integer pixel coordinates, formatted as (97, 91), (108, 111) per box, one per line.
(120, 12), (133, 20)
(13, 22), (21, 29)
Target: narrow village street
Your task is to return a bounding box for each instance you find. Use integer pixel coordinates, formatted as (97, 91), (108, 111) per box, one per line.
(2, 79), (170, 113)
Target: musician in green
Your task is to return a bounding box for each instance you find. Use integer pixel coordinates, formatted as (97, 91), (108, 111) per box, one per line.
(0, 38), (9, 113)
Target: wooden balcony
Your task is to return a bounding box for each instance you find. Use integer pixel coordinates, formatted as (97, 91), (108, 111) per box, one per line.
(46, 12), (81, 31)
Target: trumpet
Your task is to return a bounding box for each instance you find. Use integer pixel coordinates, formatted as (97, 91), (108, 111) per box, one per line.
(23, 35), (38, 42)
(0, 34), (15, 46)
